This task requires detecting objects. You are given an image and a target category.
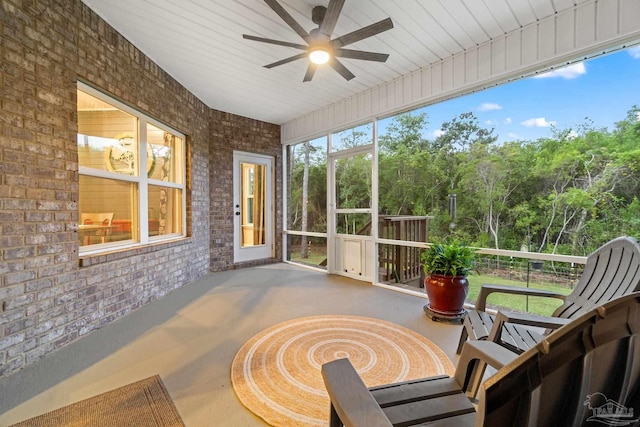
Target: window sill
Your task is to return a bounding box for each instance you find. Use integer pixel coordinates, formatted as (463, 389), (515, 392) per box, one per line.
(79, 237), (191, 267)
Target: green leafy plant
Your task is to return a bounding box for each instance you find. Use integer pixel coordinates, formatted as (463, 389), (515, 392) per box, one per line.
(421, 239), (476, 277)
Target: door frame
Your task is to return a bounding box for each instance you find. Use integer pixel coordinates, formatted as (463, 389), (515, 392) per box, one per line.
(233, 151), (274, 263)
(327, 144), (375, 282)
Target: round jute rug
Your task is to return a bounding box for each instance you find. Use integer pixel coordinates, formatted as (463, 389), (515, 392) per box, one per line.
(231, 315), (455, 427)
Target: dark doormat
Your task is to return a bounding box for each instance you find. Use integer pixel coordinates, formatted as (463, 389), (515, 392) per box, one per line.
(10, 375), (185, 427)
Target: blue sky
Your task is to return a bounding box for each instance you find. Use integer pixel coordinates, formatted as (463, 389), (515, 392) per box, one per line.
(402, 45), (640, 144)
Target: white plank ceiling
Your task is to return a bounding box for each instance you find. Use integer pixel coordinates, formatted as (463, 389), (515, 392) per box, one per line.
(80, 0), (590, 125)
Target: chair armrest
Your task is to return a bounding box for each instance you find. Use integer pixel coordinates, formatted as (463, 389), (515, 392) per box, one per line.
(475, 284), (567, 311)
(322, 358), (393, 427)
(454, 340), (518, 394)
(487, 311), (571, 342)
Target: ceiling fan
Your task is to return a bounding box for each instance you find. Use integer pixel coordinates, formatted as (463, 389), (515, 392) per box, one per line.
(243, 0), (393, 82)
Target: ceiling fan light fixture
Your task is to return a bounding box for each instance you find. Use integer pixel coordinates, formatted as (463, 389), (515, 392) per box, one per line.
(309, 48), (330, 65)
(243, 0), (393, 81)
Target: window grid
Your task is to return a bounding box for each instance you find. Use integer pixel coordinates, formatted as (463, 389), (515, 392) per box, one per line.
(77, 82), (186, 254)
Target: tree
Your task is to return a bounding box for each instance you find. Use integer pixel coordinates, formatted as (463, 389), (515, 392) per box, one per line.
(461, 142), (519, 249)
(378, 112), (429, 153)
(378, 112), (435, 215)
(432, 112), (497, 193)
(287, 105), (640, 258)
(301, 141), (310, 258)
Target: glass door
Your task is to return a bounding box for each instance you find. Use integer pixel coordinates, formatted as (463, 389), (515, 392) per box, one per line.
(233, 151), (274, 263)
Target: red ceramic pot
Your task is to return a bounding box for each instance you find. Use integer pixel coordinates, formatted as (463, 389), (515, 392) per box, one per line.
(424, 273), (469, 316)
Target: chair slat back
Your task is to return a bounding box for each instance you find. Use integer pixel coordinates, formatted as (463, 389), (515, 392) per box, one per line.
(81, 213), (114, 225)
(478, 292), (640, 426)
(552, 236), (640, 320)
(80, 213), (115, 241)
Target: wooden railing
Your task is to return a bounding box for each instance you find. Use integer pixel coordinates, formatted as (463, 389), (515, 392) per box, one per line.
(379, 216), (432, 285)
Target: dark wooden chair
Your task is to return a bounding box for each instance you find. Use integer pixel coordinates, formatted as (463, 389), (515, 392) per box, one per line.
(457, 236), (640, 355)
(322, 292), (640, 426)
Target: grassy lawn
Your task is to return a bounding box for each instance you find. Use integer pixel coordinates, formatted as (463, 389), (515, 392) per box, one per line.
(467, 274), (573, 316)
(289, 253), (327, 267)
(289, 251), (572, 317)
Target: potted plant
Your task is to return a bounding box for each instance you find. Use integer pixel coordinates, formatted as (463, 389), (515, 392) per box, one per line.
(421, 239), (476, 321)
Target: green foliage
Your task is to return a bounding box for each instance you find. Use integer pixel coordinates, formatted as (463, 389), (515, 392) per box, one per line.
(421, 239), (476, 277)
(379, 112), (430, 153)
(466, 274), (570, 316)
(288, 139), (328, 233)
(289, 105), (640, 257)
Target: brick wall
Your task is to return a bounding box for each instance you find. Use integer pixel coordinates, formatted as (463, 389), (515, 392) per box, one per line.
(209, 111), (282, 271)
(0, 0), (281, 378)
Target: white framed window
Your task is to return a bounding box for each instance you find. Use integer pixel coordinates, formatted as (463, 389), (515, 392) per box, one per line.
(77, 82), (186, 254)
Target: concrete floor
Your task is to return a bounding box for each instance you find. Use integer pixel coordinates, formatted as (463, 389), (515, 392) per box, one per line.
(0, 263), (464, 426)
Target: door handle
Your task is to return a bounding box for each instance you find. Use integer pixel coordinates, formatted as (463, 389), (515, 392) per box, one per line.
(235, 212), (240, 216)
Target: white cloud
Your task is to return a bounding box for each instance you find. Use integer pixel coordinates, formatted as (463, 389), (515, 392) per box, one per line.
(521, 117), (556, 127)
(485, 120), (494, 125)
(504, 118), (512, 124)
(629, 46), (640, 59)
(533, 62), (586, 79)
(433, 129), (445, 138)
(507, 132), (520, 139)
(567, 130), (579, 140)
(478, 102), (502, 111)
